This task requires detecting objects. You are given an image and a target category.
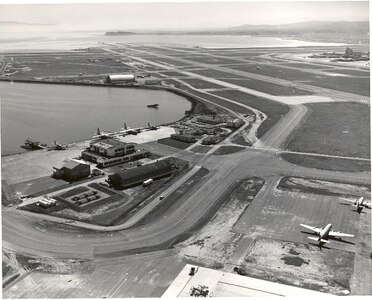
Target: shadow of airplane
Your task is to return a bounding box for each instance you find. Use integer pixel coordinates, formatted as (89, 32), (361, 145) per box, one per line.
(309, 242), (331, 250)
(300, 230), (355, 245)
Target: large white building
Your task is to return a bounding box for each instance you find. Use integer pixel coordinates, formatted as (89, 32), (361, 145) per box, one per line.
(87, 139), (135, 158)
(162, 264), (331, 298)
(81, 138), (150, 168)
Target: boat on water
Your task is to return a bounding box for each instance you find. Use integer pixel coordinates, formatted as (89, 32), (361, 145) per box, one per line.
(147, 103), (159, 108)
(21, 139), (47, 150)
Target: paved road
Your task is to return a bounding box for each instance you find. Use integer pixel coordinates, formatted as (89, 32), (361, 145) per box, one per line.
(3, 147), (370, 257)
(253, 104), (308, 150)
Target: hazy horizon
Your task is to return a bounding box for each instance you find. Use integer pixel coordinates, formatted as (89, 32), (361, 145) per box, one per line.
(0, 1), (369, 33)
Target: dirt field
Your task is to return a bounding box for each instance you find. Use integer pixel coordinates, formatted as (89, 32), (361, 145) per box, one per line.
(281, 153), (371, 173)
(278, 176), (370, 198)
(176, 177), (265, 268)
(285, 102), (370, 158)
(240, 238), (354, 295)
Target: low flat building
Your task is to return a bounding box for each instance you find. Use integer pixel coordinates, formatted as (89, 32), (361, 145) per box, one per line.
(108, 158), (174, 189)
(227, 118), (244, 128)
(202, 135), (221, 145)
(53, 159), (90, 181)
(162, 264), (329, 298)
(197, 115), (222, 125)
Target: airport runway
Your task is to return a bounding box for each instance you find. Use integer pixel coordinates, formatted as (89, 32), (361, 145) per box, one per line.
(114, 44), (369, 104)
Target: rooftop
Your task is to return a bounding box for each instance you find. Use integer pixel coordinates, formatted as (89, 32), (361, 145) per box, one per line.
(91, 138), (132, 149)
(162, 264), (330, 298)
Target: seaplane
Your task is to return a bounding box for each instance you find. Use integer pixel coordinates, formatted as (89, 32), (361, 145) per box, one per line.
(92, 127), (114, 140)
(341, 196), (371, 213)
(147, 122), (159, 130)
(300, 223), (354, 245)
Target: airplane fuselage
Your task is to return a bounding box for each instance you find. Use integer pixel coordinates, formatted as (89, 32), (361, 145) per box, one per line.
(319, 223), (332, 240)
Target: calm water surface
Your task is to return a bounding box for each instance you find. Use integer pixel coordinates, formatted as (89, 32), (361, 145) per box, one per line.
(1, 82), (191, 155)
(0, 32), (347, 52)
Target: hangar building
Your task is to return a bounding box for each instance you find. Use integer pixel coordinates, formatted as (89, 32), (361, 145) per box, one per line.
(53, 159), (91, 181)
(108, 159), (174, 189)
(106, 74), (135, 83)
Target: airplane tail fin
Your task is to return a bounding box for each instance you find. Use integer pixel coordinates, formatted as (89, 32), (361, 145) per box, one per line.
(308, 237), (330, 243)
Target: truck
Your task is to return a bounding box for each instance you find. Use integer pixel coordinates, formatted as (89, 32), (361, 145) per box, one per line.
(143, 178), (154, 187)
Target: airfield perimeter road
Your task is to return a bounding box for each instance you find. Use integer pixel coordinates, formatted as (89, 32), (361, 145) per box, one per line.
(2, 44), (371, 295)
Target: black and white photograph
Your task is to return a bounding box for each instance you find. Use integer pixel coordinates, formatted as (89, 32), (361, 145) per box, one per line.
(1, 0), (370, 297)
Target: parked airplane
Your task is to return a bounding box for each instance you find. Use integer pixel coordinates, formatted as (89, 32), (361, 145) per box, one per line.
(300, 223), (354, 244)
(341, 196), (371, 213)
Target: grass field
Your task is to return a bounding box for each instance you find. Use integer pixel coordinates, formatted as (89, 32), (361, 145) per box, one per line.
(179, 78), (226, 89)
(219, 77), (312, 96)
(181, 55), (242, 65)
(213, 146), (245, 155)
(176, 85), (256, 115)
(280, 153), (371, 173)
(285, 102), (370, 158)
(322, 68), (370, 76)
(229, 64), (321, 81)
(157, 137), (192, 149)
(277, 62), (328, 69)
(211, 89), (290, 138)
(2, 52), (132, 79)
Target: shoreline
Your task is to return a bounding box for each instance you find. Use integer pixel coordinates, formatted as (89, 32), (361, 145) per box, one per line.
(0, 78), (203, 158)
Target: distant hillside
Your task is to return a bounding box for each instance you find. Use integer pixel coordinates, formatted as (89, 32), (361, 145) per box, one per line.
(105, 31), (136, 36)
(230, 21), (369, 35)
(0, 21), (52, 26)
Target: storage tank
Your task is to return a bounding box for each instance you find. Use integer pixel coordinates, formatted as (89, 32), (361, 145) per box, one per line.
(106, 74), (135, 83)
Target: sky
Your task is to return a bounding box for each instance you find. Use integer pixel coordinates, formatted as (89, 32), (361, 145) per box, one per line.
(0, 1), (369, 32)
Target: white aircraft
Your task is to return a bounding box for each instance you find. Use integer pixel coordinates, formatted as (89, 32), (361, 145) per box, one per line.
(300, 223), (354, 244)
(342, 196), (371, 213)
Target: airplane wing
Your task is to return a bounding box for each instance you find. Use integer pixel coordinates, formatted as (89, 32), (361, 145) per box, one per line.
(329, 230), (354, 238)
(300, 224), (321, 234)
(341, 198), (356, 204)
(308, 237), (330, 243)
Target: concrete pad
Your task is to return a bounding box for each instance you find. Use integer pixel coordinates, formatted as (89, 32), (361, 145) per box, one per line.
(116, 126), (176, 144)
(273, 95), (335, 105)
